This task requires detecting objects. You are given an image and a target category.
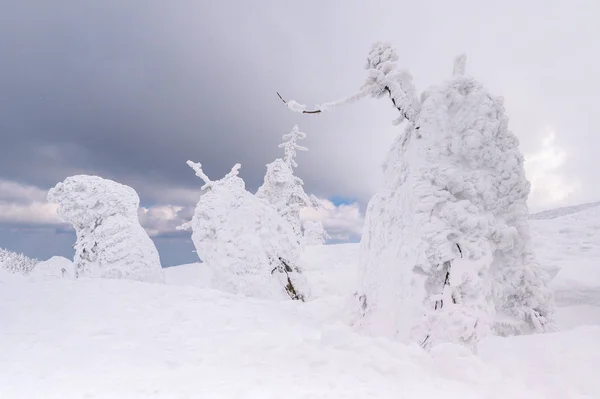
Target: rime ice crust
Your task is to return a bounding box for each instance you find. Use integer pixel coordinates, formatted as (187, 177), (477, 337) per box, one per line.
(47, 175), (163, 283)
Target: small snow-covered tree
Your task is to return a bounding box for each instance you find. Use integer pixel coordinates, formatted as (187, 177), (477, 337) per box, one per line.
(47, 175), (163, 283)
(302, 220), (329, 245)
(178, 161), (308, 301)
(279, 124), (308, 169)
(256, 125), (318, 239)
(279, 43), (554, 348)
(0, 248), (38, 275)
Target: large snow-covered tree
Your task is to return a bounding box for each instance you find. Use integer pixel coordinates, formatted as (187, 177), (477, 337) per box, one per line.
(256, 125), (318, 240)
(47, 175), (163, 283)
(280, 43), (554, 348)
(178, 161), (308, 301)
(0, 248), (38, 275)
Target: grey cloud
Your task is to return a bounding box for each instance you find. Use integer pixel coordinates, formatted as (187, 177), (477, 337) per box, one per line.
(1, 0), (599, 264)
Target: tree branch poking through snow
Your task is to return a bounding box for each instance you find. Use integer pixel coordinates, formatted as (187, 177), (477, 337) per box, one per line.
(186, 161), (213, 190)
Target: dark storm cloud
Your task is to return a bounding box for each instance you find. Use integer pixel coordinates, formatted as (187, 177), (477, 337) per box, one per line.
(0, 1), (314, 198)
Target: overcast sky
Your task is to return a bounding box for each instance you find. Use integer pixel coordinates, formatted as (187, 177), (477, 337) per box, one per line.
(1, 0), (598, 266)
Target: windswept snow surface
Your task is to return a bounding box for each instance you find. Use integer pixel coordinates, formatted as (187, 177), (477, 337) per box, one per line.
(1, 204), (600, 398)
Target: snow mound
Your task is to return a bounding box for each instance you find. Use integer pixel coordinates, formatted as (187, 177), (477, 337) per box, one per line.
(300, 243), (359, 298)
(163, 262), (213, 289)
(47, 175), (163, 283)
(29, 256), (75, 281)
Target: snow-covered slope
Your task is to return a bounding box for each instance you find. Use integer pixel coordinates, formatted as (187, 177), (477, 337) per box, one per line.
(530, 201), (600, 220)
(531, 202), (600, 306)
(2, 275), (599, 398)
(1, 203), (599, 398)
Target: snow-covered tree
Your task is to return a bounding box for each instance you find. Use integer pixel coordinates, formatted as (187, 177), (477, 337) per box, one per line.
(302, 220), (329, 245)
(178, 161), (308, 301)
(280, 43), (554, 348)
(256, 125), (318, 239)
(0, 248), (38, 275)
(47, 175), (163, 283)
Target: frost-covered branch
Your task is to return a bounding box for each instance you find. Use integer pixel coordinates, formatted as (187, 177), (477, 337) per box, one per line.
(186, 161), (213, 190)
(277, 88), (371, 114)
(224, 163), (241, 180)
(277, 42), (421, 124)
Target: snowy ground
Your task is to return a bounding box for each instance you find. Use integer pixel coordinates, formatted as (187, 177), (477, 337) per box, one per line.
(2, 204), (600, 398)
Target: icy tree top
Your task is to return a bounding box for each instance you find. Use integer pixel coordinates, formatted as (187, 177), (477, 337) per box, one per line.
(47, 175), (140, 229)
(453, 53), (467, 76)
(278, 125), (307, 169)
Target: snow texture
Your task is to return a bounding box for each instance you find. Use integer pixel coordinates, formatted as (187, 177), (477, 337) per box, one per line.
(256, 125), (317, 239)
(47, 175), (163, 283)
(0, 248), (38, 275)
(355, 50), (553, 348)
(302, 220), (329, 245)
(179, 161), (309, 301)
